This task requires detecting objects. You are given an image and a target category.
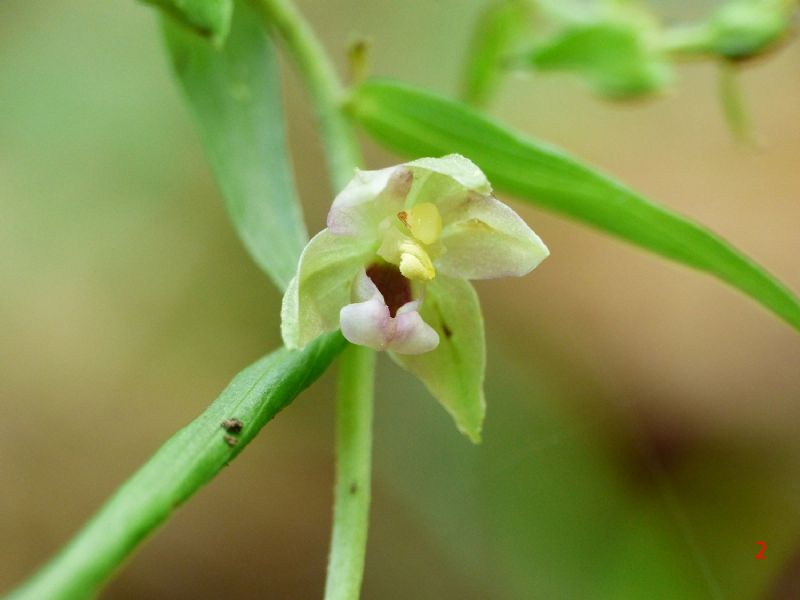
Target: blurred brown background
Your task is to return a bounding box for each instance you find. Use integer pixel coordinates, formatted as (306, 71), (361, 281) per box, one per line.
(2, 0), (800, 598)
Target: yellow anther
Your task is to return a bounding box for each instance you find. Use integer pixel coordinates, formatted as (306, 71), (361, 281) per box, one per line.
(398, 240), (435, 281)
(403, 202), (441, 245)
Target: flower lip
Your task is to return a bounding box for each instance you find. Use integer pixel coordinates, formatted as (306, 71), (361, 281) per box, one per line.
(339, 269), (439, 354)
(365, 263), (411, 317)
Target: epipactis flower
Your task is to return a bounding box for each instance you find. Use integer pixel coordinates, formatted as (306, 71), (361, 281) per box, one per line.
(281, 154), (548, 441)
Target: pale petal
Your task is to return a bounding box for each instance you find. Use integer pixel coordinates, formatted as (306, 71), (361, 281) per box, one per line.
(351, 268), (383, 303)
(437, 195), (549, 280)
(339, 281), (438, 354)
(388, 309), (439, 354)
(281, 230), (372, 349)
(395, 299), (422, 315)
(405, 154), (491, 196)
(340, 297), (392, 350)
(396, 155), (492, 218)
(327, 166), (410, 236)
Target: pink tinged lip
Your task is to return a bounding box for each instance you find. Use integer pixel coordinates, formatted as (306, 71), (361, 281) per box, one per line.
(339, 269), (439, 354)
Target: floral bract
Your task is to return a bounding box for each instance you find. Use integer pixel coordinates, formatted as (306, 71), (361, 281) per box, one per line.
(281, 154), (548, 440)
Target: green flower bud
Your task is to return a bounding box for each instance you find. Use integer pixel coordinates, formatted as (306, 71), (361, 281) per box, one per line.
(528, 17), (672, 99)
(708, 0), (792, 60)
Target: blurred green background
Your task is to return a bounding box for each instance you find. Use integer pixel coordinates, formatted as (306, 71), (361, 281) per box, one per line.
(2, 0), (800, 598)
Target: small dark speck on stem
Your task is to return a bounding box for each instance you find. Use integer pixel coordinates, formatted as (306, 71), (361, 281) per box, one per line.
(221, 418), (244, 434)
(442, 323), (452, 339)
(223, 435), (239, 447)
(349, 482), (358, 495)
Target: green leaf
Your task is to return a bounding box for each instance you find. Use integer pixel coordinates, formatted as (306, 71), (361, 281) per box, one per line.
(163, 1), (307, 291)
(143, 0), (233, 44)
(347, 79), (800, 333)
(7, 332), (346, 600)
(461, 0), (532, 106)
(391, 276), (486, 442)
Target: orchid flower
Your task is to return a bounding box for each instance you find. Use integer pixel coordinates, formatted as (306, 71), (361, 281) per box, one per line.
(281, 154), (548, 440)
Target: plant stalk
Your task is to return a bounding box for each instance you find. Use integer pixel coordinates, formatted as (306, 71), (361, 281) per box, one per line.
(324, 344), (376, 600)
(251, 3), (377, 598)
(252, 0), (362, 190)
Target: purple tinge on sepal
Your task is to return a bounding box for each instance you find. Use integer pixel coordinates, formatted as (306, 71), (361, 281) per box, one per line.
(327, 167), (392, 235)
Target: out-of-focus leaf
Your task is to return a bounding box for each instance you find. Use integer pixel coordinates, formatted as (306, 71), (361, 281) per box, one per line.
(390, 276), (485, 442)
(163, 1), (307, 291)
(461, 0), (533, 106)
(373, 344), (800, 598)
(347, 80), (800, 333)
(533, 0), (588, 23)
(143, 0), (233, 44)
(529, 21), (671, 99)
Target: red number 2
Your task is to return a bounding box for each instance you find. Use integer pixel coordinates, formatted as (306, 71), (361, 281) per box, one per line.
(756, 542), (767, 559)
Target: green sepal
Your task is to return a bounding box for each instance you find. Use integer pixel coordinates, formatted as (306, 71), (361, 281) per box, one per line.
(390, 276), (486, 443)
(281, 230), (374, 349)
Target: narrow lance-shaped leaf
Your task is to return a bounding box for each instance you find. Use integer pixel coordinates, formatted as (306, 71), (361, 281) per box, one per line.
(142, 0), (233, 44)
(8, 333), (346, 600)
(347, 79), (800, 332)
(163, 1), (307, 291)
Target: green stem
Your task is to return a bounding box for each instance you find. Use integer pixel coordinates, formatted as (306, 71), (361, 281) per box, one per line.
(251, 0), (362, 189)
(251, 3), (377, 598)
(717, 61), (754, 144)
(6, 333), (346, 600)
(324, 344), (376, 600)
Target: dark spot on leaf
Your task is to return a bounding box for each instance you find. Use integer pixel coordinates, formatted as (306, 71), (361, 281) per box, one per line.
(221, 418), (244, 434)
(366, 263), (411, 317)
(223, 435), (238, 447)
(349, 482), (358, 495)
(442, 322), (452, 339)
